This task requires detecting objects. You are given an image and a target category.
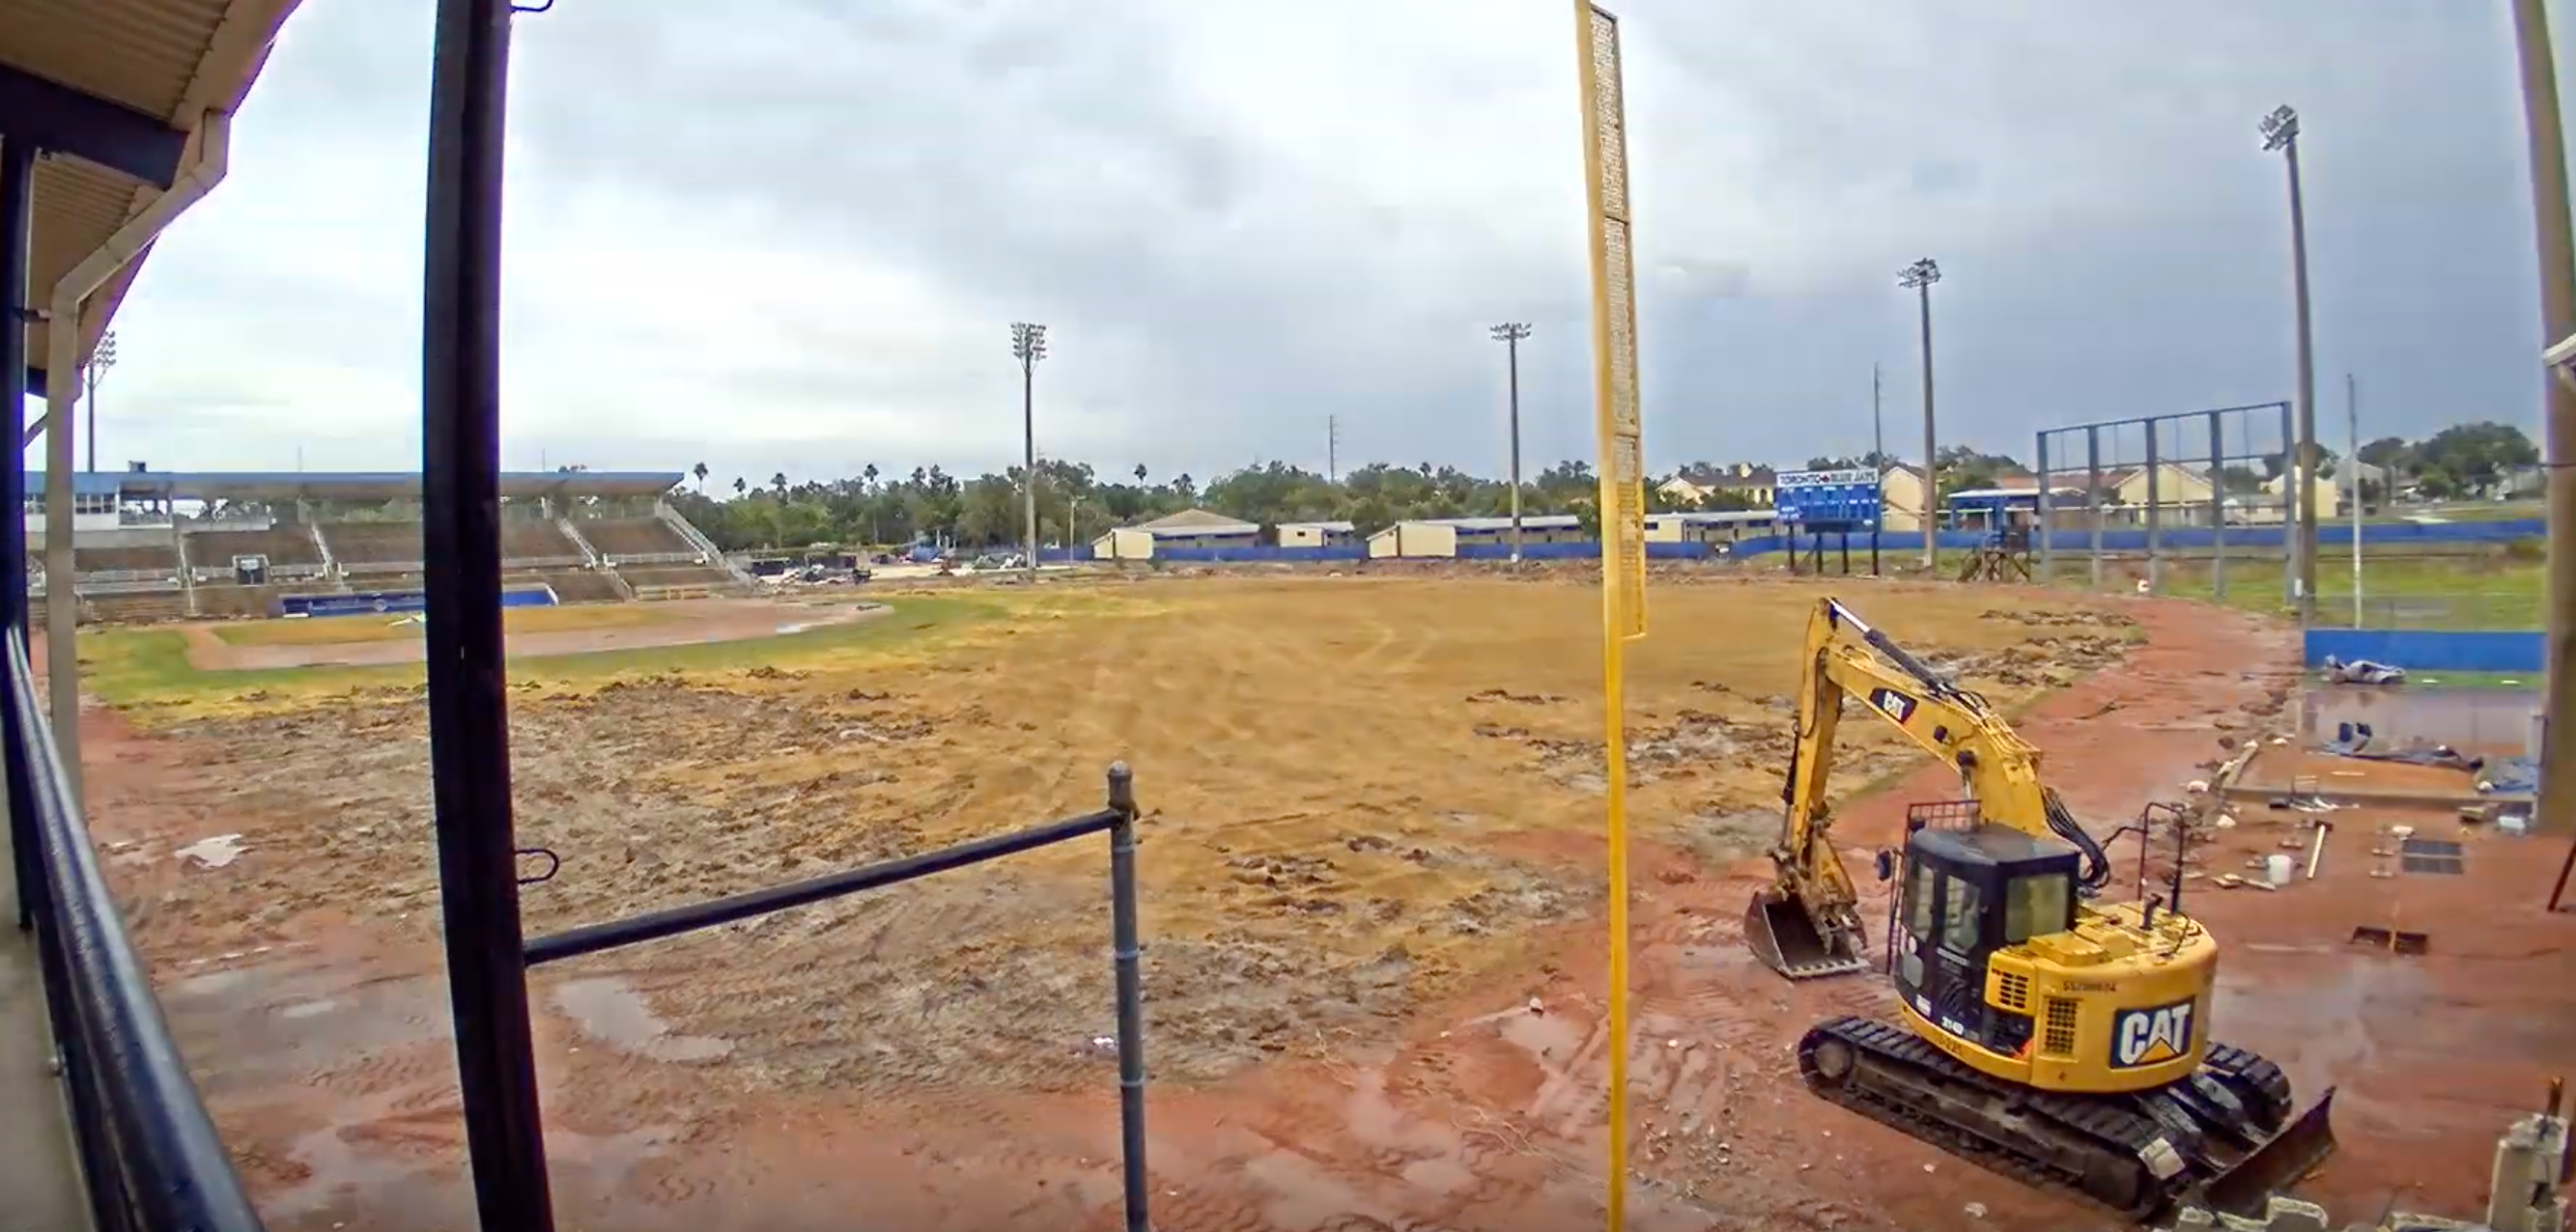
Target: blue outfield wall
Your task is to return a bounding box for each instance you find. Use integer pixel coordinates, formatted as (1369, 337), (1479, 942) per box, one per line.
(1732, 518), (2543, 559)
(283, 587), (557, 618)
(1046, 515), (2543, 567)
(2303, 629), (2546, 673)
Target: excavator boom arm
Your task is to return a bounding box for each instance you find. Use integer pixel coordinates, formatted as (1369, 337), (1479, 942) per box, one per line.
(1752, 598), (2105, 979)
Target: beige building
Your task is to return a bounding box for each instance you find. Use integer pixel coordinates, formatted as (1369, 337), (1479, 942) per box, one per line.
(1366, 514), (1583, 558)
(1657, 462), (1778, 509)
(1091, 508), (1260, 560)
(1644, 510), (1775, 544)
(1275, 520), (1355, 548)
(1877, 463), (1932, 533)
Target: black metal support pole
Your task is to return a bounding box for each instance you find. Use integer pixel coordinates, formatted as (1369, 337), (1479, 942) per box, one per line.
(2208, 409), (2228, 600)
(1105, 763), (1149, 1232)
(420, 2), (553, 1229)
(2, 137), (39, 930)
(525, 807), (1123, 966)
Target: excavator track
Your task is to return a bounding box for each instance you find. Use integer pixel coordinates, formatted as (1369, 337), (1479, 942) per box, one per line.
(1797, 1016), (2327, 1221)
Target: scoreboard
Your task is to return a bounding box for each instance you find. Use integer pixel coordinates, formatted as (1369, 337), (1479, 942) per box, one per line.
(1773, 468), (1881, 530)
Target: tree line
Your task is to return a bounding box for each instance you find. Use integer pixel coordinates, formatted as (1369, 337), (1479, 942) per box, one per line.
(666, 457), (1763, 553)
(665, 419), (2541, 552)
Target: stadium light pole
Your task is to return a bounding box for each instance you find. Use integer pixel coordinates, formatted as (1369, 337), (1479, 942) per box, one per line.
(2514, 0), (2576, 847)
(2262, 104), (2321, 626)
(1011, 322), (1047, 580)
(1898, 258), (1941, 567)
(1489, 322), (1533, 563)
(85, 328), (117, 474)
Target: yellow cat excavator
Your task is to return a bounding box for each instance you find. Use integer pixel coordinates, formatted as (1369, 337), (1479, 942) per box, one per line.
(1741, 597), (2338, 1220)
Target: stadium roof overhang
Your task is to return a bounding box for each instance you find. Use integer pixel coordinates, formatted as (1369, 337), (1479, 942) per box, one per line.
(5, 0), (304, 398)
(51, 469), (690, 502)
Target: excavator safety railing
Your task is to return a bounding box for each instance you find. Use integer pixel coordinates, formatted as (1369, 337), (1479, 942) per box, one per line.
(4, 628), (267, 1232)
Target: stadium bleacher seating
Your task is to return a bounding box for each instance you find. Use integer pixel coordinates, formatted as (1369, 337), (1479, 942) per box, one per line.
(71, 544), (181, 575)
(185, 526), (326, 570)
(501, 521), (584, 563)
(318, 521), (426, 568)
(580, 518), (696, 559)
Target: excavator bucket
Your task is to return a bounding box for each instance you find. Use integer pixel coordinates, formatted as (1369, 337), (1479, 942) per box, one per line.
(2195, 1088), (2340, 1219)
(1743, 887), (1869, 980)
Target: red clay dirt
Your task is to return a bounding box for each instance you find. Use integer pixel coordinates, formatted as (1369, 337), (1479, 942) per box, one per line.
(70, 586), (2576, 1232)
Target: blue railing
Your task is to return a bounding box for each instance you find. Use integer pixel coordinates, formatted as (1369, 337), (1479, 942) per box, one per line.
(5, 630), (264, 1232)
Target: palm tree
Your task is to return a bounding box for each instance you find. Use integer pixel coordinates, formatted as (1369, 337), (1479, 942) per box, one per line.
(769, 472), (788, 494)
(863, 462), (879, 491)
(732, 476), (748, 498)
(1134, 463), (1147, 484)
(692, 462), (709, 492)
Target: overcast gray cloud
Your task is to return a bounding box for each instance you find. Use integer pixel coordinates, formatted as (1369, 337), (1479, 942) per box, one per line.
(46, 0), (2570, 486)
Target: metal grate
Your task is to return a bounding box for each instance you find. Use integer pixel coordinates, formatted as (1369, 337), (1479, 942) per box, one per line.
(1996, 971), (2029, 1012)
(2398, 836), (2465, 876)
(2043, 997), (2080, 1057)
(1907, 799), (1983, 831)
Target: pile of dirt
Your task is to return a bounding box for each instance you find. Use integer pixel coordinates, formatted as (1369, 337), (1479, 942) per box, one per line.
(1980, 606), (2138, 630)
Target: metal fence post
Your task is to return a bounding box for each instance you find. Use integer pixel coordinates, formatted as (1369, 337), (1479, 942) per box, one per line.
(2144, 423), (2163, 594)
(1, 138), (38, 929)
(2086, 426), (2103, 592)
(2208, 409), (2228, 600)
(2280, 401), (2298, 607)
(1105, 763), (1150, 1232)
(2034, 432), (2052, 582)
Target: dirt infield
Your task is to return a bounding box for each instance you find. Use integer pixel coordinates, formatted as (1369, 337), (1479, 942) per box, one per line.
(174, 597), (883, 670)
(74, 574), (2576, 1231)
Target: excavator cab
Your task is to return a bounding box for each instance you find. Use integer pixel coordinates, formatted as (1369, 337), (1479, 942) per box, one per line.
(1888, 818), (2080, 1056)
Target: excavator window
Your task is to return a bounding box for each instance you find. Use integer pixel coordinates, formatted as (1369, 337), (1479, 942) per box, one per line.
(1939, 876), (1984, 952)
(2003, 872), (2074, 944)
(1906, 857), (1939, 938)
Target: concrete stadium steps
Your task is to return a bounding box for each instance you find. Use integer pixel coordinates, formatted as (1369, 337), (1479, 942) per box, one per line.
(500, 521), (583, 562)
(316, 521), (426, 568)
(184, 525), (326, 570)
(539, 571), (626, 603)
(70, 544), (181, 574)
(578, 518), (695, 558)
(83, 591), (192, 625)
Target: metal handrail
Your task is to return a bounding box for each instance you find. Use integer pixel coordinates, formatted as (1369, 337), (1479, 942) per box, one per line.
(5, 630), (264, 1231)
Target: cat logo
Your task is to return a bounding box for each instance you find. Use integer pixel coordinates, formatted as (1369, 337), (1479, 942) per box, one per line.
(2110, 999), (2195, 1069)
(1868, 687), (1917, 724)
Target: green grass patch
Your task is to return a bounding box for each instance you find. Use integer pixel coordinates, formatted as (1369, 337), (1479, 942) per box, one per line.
(79, 593), (1067, 714)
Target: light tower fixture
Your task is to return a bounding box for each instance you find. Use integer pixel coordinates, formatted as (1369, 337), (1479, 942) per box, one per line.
(1010, 322), (1048, 580)
(2258, 104), (2299, 154)
(1897, 258), (1941, 568)
(2259, 102), (2319, 624)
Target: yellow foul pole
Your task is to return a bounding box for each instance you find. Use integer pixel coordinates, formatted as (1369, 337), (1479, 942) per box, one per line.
(1571, 4), (1646, 1226)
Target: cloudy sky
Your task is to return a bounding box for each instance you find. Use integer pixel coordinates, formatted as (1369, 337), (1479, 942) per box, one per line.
(36, 0), (2570, 487)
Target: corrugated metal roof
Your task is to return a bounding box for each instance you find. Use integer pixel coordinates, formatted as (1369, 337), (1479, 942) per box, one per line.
(1277, 519), (1355, 532)
(6, 0), (304, 387)
(1402, 515), (1583, 532)
(21, 469), (687, 500)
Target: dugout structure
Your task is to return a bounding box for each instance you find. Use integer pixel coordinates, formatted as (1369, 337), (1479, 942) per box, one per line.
(2033, 402), (2299, 602)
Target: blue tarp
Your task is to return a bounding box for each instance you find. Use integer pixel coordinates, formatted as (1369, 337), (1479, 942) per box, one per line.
(2477, 756), (2540, 796)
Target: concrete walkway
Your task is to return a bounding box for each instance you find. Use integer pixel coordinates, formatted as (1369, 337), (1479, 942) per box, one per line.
(0, 844), (92, 1232)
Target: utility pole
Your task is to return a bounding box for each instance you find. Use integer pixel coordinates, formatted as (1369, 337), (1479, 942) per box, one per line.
(85, 329), (116, 474)
(2512, 0), (2576, 845)
(1010, 322), (1047, 581)
(1327, 414), (1340, 484)
(1490, 322), (1533, 563)
(1871, 361), (1884, 467)
(1898, 259), (1941, 567)
(2262, 105), (2321, 625)
(2348, 373), (2363, 629)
